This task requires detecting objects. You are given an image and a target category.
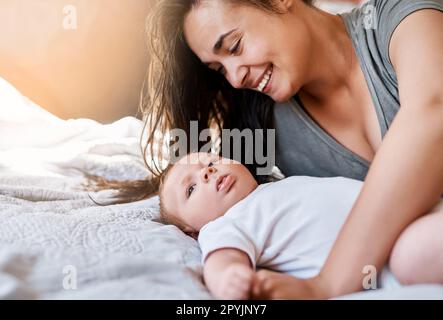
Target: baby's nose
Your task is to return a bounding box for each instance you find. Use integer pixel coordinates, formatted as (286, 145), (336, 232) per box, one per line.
(202, 166), (216, 182)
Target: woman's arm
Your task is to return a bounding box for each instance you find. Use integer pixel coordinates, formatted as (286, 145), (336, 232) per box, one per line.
(204, 248), (254, 299)
(318, 9), (443, 297)
(253, 9), (443, 299)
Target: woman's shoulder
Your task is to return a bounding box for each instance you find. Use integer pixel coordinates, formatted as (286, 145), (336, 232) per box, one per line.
(342, 0), (443, 53)
(374, 0), (443, 44)
(340, 0), (443, 78)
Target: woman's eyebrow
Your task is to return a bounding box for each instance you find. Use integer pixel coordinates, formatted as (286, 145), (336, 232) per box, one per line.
(213, 28), (237, 53)
(204, 29), (238, 67)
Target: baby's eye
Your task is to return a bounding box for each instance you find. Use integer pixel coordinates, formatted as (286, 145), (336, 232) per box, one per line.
(187, 185), (196, 198)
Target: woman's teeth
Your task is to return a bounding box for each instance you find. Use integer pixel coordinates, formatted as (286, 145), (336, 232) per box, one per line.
(257, 66), (273, 92)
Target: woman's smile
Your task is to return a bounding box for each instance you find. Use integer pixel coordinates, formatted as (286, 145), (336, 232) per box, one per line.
(255, 64), (273, 93)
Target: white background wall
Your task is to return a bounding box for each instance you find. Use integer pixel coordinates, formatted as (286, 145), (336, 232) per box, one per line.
(0, 0), (153, 123)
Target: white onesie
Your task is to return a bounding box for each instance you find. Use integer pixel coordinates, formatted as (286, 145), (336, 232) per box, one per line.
(198, 176), (399, 287)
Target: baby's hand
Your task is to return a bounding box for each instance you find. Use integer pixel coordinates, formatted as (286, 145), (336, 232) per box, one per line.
(212, 264), (254, 300)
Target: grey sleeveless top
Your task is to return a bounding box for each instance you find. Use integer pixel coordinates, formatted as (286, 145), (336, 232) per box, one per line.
(274, 0), (443, 181)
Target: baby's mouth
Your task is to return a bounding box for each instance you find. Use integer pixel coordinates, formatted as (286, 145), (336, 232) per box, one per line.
(216, 174), (235, 193)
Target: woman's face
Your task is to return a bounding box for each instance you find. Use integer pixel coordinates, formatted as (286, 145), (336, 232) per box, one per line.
(183, 0), (313, 102)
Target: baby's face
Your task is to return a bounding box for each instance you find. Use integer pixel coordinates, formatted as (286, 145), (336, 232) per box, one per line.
(162, 152), (258, 232)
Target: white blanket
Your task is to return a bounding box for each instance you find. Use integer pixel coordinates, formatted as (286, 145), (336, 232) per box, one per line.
(0, 77), (209, 299)
(0, 77), (442, 300)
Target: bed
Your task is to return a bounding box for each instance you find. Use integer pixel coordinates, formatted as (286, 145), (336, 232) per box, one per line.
(0, 77), (442, 300)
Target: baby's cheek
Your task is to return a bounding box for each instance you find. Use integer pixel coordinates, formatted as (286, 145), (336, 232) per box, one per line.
(205, 201), (226, 221)
(191, 199), (217, 225)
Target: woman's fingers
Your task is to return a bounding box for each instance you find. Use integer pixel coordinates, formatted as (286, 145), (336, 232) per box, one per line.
(251, 269), (319, 300)
(251, 270), (275, 299)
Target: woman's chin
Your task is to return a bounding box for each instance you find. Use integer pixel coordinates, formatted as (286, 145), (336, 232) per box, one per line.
(270, 92), (293, 103)
(270, 84), (299, 103)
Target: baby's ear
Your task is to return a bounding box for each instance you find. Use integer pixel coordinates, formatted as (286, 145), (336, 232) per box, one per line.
(184, 227), (199, 240)
(187, 231), (199, 240)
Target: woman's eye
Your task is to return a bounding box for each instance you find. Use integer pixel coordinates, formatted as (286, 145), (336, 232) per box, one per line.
(187, 185), (196, 198)
(229, 38), (241, 55)
(213, 38), (241, 76)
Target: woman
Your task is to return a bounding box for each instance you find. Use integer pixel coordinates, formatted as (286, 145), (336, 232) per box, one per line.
(98, 0), (443, 298)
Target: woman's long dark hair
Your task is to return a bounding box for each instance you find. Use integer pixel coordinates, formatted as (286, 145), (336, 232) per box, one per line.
(85, 0), (314, 204)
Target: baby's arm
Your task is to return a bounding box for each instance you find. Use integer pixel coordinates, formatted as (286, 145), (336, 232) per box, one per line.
(204, 248), (255, 300)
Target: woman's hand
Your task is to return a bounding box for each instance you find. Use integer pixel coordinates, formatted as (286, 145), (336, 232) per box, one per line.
(251, 270), (329, 300)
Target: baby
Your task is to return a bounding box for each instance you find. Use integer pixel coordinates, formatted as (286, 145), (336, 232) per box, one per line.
(159, 152), (443, 299)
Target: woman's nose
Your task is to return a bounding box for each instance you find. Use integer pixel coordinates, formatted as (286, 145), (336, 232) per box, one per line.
(201, 166), (217, 183)
(225, 61), (248, 89)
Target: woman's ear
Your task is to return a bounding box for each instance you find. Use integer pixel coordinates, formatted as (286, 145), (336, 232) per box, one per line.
(277, 0), (294, 11)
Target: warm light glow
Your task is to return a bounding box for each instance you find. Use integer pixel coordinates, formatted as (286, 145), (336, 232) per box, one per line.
(0, 0), (153, 123)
